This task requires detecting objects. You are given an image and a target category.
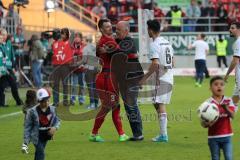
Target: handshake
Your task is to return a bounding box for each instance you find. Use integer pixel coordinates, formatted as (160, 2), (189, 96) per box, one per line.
(21, 143), (29, 154)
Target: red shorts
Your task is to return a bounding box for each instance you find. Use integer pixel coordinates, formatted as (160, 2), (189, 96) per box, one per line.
(96, 72), (119, 107)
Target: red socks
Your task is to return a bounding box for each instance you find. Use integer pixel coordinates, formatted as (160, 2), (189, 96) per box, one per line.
(112, 106), (124, 135)
(92, 105), (124, 135)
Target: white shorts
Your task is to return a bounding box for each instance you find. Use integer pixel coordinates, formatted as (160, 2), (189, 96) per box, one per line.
(152, 81), (173, 105)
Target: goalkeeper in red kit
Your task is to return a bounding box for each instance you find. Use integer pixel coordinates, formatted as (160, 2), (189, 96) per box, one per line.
(89, 19), (129, 142)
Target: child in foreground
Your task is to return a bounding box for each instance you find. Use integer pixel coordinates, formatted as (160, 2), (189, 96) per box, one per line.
(22, 88), (60, 160)
(202, 76), (236, 160)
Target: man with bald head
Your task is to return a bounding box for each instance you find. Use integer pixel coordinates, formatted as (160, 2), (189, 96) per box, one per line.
(111, 21), (144, 141)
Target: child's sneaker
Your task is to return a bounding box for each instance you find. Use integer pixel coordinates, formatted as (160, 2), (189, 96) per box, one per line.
(89, 134), (104, 142)
(152, 135), (168, 142)
(119, 134), (129, 142)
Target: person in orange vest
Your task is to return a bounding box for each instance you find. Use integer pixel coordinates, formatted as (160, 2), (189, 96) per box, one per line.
(50, 28), (73, 106)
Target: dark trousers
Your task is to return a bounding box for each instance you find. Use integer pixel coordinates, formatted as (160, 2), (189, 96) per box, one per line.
(34, 140), (47, 160)
(50, 65), (70, 106)
(120, 81), (143, 137)
(0, 74), (22, 106)
(195, 59), (206, 84)
(204, 65), (210, 78)
(217, 56), (228, 68)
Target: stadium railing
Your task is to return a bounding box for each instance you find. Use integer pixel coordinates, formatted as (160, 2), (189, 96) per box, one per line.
(156, 17), (229, 32)
(1, 17), (21, 35)
(126, 16), (229, 33)
(56, 0), (100, 30)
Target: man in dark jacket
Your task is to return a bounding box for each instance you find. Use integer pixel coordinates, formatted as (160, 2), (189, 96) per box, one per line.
(112, 21), (144, 141)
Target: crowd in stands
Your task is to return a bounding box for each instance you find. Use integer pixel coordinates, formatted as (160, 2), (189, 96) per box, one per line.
(72, 0), (240, 32)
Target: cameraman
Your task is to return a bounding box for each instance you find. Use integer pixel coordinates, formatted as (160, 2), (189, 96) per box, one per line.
(50, 28), (73, 106)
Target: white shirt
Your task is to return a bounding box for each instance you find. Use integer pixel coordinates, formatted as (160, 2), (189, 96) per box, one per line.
(233, 37), (240, 83)
(148, 36), (174, 84)
(82, 43), (98, 70)
(192, 40), (209, 60)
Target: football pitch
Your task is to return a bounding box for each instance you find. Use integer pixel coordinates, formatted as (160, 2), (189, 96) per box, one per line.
(0, 77), (239, 160)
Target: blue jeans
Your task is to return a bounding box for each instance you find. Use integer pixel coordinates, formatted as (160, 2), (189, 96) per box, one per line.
(195, 59), (206, 84)
(32, 60), (42, 88)
(71, 72), (85, 103)
(208, 136), (232, 160)
(34, 140), (47, 160)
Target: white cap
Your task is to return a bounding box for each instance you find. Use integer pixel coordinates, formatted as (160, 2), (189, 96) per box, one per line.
(37, 88), (50, 101)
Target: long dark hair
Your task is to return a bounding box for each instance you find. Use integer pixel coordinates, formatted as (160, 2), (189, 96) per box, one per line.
(25, 89), (37, 107)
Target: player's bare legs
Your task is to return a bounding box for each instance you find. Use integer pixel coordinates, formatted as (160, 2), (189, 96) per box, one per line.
(152, 103), (168, 142)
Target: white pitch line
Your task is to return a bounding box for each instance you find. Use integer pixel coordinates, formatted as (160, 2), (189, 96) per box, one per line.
(0, 111), (22, 120)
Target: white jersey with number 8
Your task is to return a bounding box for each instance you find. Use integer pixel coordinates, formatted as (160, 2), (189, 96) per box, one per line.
(148, 36), (174, 85)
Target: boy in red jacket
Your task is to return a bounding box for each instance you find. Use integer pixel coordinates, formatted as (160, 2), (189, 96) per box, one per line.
(201, 76), (236, 160)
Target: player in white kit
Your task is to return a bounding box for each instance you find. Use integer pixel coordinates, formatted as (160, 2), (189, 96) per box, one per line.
(140, 19), (174, 142)
(224, 21), (240, 106)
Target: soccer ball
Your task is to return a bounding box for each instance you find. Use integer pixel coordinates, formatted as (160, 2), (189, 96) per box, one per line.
(197, 102), (220, 123)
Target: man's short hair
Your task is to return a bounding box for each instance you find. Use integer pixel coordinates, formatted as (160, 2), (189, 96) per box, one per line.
(231, 21), (240, 29)
(200, 33), (206, 39)
(147, 19), (161, 33)
(98, 19), (110, 30)
(210, 76), (224, 86)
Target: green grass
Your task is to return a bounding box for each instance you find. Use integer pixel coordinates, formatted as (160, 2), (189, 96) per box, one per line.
(0, 77), (239, 160)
